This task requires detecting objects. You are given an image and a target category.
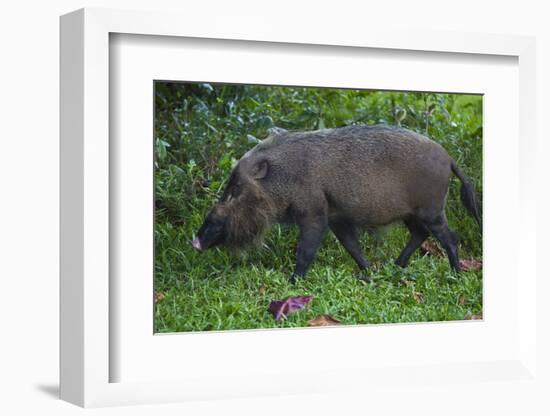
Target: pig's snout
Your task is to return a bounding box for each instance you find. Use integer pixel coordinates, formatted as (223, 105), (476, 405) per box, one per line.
(191, 238), (203, 252)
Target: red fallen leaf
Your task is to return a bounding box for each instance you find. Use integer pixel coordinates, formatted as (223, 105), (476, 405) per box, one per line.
(459, 258), (483, 271)
(308, 314), (341, 327)
(420, 240), (444, 257)
(269, 295), (313, 320)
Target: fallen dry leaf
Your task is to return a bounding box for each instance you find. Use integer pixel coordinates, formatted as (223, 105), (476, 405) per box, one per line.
(459, 258), (483, 272)
(420, 240), (445, 257)
(269, 295), (313, 320)
(154, 292), (166, 303)
(258, 284), (267, 295)
(465, 314), (483, 320)
(307, 314), (342, 327)
(412, 290), (424, 304)
(458, 295), (466, 305)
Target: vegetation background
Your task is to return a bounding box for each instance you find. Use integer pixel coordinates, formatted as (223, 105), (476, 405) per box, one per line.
(154, 82), (483, 333)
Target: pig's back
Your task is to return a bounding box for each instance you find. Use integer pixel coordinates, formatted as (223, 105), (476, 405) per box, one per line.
(254, 125), (453, 226)
(328, 127), (451, 225)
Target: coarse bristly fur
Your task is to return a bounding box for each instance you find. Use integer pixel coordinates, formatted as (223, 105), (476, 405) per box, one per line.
(218, 176), (276, 250)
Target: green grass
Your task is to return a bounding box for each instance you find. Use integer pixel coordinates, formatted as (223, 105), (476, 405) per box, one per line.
(155, 222), (482, 333)
(154, 83), (482, 333)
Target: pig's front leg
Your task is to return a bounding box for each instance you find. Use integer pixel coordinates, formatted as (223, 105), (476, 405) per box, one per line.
(290, 216), (328, 284)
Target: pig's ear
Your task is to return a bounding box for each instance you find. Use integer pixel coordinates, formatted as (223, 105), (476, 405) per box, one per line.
(252, 159), (269, 179)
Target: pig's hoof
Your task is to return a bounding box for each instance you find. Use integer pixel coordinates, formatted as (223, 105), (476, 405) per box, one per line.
(394, 259), (407, 268)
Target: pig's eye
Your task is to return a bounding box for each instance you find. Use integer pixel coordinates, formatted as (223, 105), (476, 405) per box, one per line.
(231, 184), (241, 198)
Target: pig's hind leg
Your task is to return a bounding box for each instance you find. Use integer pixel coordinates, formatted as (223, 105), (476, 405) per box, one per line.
(395, 217), (430, 268)
(421, 212), (460, 272)
(330, 221), (371, 281)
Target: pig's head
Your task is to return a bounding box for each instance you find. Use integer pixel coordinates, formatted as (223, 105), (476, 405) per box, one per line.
(191, 206), (227, 252)
(192, 158), (276, 252)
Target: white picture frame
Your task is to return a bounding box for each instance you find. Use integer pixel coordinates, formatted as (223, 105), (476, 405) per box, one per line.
(60, 7), (538, 408)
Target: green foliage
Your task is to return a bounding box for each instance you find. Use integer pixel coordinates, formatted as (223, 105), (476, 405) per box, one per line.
(154, 82), (482, 333)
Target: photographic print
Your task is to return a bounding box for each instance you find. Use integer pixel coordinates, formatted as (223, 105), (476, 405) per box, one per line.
(154, 82), (482, 333)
